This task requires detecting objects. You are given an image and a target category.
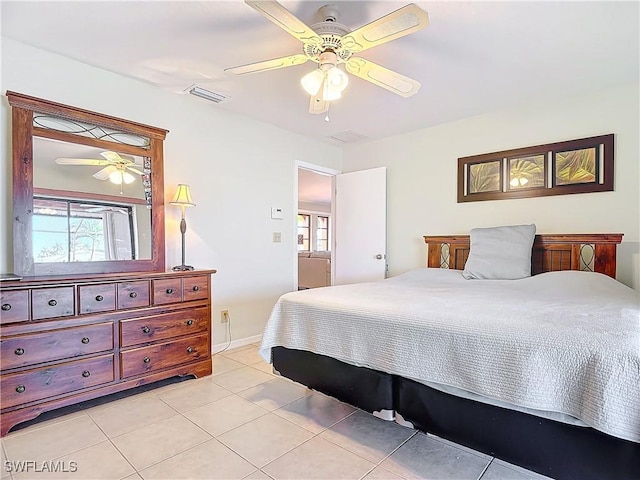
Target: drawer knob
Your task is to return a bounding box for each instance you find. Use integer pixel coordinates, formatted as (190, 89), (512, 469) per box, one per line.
(192, 285), (200, 292)
(15, 385), (26, 394)
(186, 319), (194, 326)
(95, 295), (104, 302)
(143, 356), (151, 363)
(1, 303), (11, 311)
(129, 292), (138, 298)
(81, 337), (90, 344)
(166, 288), (173, 294)
(82, 370), (91, 378)
(48, 299), (58, 307)
(186, 346), (194, 353)
(141, 326), (151, 334)
(14, 347), (25, 356)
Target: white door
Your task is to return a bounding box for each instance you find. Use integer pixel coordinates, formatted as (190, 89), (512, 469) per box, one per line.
(333, 167), (387, 285)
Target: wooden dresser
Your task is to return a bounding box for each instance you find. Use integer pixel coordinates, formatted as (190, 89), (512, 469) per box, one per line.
(0, 269), (215, 436)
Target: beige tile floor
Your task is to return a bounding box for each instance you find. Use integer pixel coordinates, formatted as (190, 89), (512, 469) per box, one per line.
(1, 344), (550, 480)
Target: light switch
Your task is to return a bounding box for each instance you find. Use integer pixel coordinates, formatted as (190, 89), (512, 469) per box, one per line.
(273, 232), (282, 243)
(271, 207), (283, 219)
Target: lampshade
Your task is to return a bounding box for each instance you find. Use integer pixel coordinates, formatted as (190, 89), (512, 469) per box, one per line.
(301, 69), (324, 96)
(170, 184), (196, 207)
(301, 66), (348, 101)
(109, 170), (136, 185)
(326, 66), (348, 92)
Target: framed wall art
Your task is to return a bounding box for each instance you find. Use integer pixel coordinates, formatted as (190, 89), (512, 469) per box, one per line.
(457, 134), (613, 202)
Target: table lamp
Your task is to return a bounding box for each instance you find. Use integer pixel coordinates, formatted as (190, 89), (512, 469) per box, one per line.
(170, 184), (196, 271)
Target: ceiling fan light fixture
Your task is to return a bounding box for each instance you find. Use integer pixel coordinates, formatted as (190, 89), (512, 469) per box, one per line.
(326, 66), (348, 90)
(301, 69), (324, 96)
(301, 65), (348, 101)
(322, 79), (343, 101)
(109, 170), (135, 185)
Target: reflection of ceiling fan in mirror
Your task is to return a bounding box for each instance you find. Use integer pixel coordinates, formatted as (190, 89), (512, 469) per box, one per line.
(55, 151), (144, 193)
(225, 1), (429, 115)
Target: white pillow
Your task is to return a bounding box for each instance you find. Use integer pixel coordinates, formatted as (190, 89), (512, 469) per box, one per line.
(462, 224), (536, 280)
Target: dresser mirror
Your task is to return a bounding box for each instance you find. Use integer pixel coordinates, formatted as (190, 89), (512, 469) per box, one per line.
(7, 91), (168, 276)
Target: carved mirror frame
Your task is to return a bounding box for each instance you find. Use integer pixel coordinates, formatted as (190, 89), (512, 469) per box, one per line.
(7, 91), (167, 276)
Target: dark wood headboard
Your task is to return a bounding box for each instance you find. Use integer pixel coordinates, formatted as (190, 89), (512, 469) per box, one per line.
(423, 234), (623, 279)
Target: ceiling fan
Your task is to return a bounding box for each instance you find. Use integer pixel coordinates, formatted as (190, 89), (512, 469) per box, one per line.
(56, 151), (144, 194)
(55, 151), (144, 189)
(225, 1), (429, 114)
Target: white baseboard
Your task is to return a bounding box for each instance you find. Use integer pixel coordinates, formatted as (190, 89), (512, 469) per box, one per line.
(213, 334), (262, 354)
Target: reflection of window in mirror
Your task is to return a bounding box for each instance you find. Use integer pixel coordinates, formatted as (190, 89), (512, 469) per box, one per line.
(33, 196), (140, 262)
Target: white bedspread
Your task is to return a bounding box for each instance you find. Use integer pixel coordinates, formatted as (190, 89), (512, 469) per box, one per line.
(259, 269), (640, 443)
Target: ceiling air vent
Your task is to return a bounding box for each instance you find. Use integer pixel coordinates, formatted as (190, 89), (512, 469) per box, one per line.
(329, 131), (368, 143)
(186, 85), (228, 104)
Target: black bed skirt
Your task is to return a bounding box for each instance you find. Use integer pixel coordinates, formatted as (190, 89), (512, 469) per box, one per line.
(272, 346), (640, 480)
(272, 346), (393, 414)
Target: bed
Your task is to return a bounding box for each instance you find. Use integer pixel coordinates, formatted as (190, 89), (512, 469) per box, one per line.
(259, 232), (640, 480)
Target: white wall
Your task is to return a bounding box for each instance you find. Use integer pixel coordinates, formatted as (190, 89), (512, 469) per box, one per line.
(343, 82), (640, 289)
(1, 38), (343, 345)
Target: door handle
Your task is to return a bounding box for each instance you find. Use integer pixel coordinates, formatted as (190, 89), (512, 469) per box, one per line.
(375, 254), (383, 260)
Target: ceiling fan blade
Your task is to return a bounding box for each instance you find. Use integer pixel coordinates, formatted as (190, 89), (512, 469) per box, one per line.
(126, 166), (145, 175)
(309, 93), (329, 114)
(100, 151), (123, 163)
(225, 54), (308, 75)
(245, 1), (323, 46)
(92, 165), (117, 180)
(101, 151), (135, 164)
(55, 158), (110, 166)
(346, 57), (421, 97)
(341, 4), (429, 54)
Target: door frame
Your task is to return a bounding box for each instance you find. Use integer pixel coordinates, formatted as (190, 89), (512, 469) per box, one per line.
(294, 161), (341, 289)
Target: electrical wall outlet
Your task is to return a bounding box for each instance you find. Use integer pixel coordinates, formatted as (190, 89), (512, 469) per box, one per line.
(273, 232), (282, 243)
(221, 310), (229, 323)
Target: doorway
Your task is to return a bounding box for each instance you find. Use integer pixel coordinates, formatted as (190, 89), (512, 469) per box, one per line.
(296, 163), (337, 290)
(294, 163), (387, 290)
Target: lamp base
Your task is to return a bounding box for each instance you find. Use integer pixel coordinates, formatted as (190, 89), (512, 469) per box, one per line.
(171, 264), (195, 271)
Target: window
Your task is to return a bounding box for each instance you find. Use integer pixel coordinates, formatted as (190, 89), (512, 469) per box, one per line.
(33, 196), (135, 262)
(297, 214), (310, 251)
(316, 215), (329, 251)
(298, 212), (331, 252)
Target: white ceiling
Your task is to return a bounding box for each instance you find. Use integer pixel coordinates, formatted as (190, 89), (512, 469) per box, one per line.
(298, 168), (332, 205)
(2, 1), (638, 145)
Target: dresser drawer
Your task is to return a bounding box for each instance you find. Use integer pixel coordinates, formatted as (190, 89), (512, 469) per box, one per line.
(153, 278), (182, 305)
(183, 276), (209, 302)
(117, 281), (150, 310)
(32, 287), (75, 320)
(120, 307), (209, 348)
(120, 333), (209, 378)
(79, 284), (116, 314)
(1, 323), (113, 370)
(1, 354), (115, 409)
(0, 290), (29, 324)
